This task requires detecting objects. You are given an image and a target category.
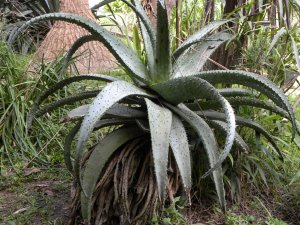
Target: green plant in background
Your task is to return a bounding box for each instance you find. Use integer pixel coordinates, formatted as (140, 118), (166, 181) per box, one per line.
(239, 25), (300, 88)
(9, 0), (298, 223)
(0, 0), (60, 54)
(225, 212), (256, 225)
(0, 41), (75, 173)
(0, 41), (30, 171)
(225, 211), (287, 225)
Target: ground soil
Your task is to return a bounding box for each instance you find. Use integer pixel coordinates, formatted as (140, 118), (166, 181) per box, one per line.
(0, 167), (72, 225)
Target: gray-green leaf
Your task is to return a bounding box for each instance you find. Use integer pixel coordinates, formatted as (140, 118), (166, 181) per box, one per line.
(165, 103), (226, 211)
(9, 13), (149, 82)
(172, 20), (228, 59)
(192, 70), (296, 140)
(81, 126), (144, 221)
(145, 99), (172, 200)
(74, 81), (153, 183)
(169, 115), (192, 189)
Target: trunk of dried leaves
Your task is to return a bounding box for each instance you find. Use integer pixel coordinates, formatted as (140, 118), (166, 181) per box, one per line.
(68, 137), (182, 225)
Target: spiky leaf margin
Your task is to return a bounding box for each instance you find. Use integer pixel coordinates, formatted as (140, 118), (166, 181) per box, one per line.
(166, 103), (226, 210)
(152, 76), (236, 175)
(192, 70), (296, 140)
(169, 115), (192, 189)
(145, 99), (172, 200)
(74, 81), (154, 183)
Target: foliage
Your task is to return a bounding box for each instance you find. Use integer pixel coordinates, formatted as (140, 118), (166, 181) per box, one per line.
(8, 0), (298, 223)
(0, 0), (60, 54)
(225, 212), (256, 225)
(236, 21), (300, 88)
(151, 197), (186, 225)
(225, 211), (287, 225)
(0, 41), (72, 173)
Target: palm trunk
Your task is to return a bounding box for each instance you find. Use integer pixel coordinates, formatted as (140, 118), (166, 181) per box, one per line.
(33, 0), (117, 73)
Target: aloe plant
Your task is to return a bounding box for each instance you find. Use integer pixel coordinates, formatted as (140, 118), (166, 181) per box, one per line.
(9, 0), (298, 223)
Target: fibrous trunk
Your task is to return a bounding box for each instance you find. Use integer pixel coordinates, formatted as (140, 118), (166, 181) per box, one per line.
(69, 137), (182, 225)
(33, 0), (117, 73)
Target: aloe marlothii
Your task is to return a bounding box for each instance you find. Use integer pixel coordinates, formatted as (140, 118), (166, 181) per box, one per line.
(10, 0), (298, 223)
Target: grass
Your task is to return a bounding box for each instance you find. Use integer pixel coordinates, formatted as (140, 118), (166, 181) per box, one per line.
(225, 211), (287, 225)
(0, 41), (74, 174)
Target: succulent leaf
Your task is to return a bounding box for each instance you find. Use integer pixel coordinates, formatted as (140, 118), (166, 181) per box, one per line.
(64, 122), (81, 174)
(74, 81), (154, 183)
(63, 118), (136, 175)
(193, 70), (296, 140)
(61, 35), (97, 75)
(9, 13), (149, 82)
(105, 104), (146, 118)
(188, 97), (289, 119)
(169, 115), (192, 189)
(131, 0), (156, 76)
(91, 0), (116, 9)
(225, 97), (289, 118)
(153, 76), (219, 102)
(173, 20), (229, 59)
(198, 111), (284, 160)
(27, 74), (119, 127)
(131, 0), (156, 48)
(36, 90), (100, 119)
(152, 76), (236, 175)
(62, 105), (90, 123)
(208, 120), (249, 153)
(155, 0), (171, 82)
(218, 88), (253, 97)
(61, 103), (146, 122)
(136, 119), (150, 132)
(94, 118), (136, 129)
(166, 103), (226, 211)
(81, 126), (144, 220)
(92, 0), (156, 47)
(129, 0), (156, 46)
(145, 99), (172, 200)
(173, 32), (232, 77)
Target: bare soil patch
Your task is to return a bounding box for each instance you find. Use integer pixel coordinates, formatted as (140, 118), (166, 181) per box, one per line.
(0, 167), (71, 225)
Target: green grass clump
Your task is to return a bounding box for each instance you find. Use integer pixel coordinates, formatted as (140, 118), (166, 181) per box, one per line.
(0, 41), (69, 174)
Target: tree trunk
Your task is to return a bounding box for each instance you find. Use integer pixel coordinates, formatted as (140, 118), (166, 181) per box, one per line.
(202, 0), (215, 25)
(141, 0), (157, 27)
(33, 0), (117, 73)
(224, 0), (238, 14)
(141, 0), (176, 27)
(269, 1), (277, 27)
